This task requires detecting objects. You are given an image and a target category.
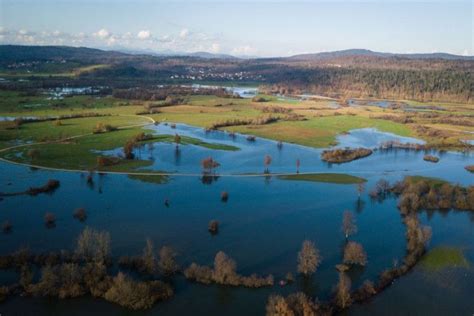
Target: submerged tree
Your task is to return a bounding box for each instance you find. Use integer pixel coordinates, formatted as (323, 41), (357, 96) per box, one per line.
(76, 227), (111, 262)
(174, 133), (181, 149)
(158, 246), (179, 275)
(123, 140), (136, 160)
(342, 211), (357, 239)
(297, 240), (321, 276)
(296, 159), (300, 174)
(343, 241), (368, 266)
(334, 272), (352, 309)
(201, 157), (220, 173)
(264, 155), (272, 174)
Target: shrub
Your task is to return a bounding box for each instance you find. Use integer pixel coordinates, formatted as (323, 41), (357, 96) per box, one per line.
(423, 155), (439, 163)
(26, 148), (40, 160)
(158, 246), (179, 275)
(201, 157), (220, 171)
(465, 165), (474, 173)
(221, 191), (229, 202)
(208, 220), (219, 234)
(343, 241), (368, 266)
(93, 123), (116, 134)
(58, 263), (85, 299)
(184, 251), (273, 288)
(83, 261), (111, 297)
(73, 208), (87, 222)
(266, 292), (321, 316)
(2, 220), (12, 233)
(44, 212), (56, 228)
(27, 179), (60, 196)
(297, 240), (321, 276)
(142, 239), (156, 274)
(123, 140), (136, 160)
(76, 227), (111, 262)
(104, 272), (173, 310)
(97, 156), (119, 167)
(321, 148), (372, 163)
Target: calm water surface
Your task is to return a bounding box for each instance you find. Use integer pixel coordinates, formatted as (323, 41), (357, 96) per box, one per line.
(0, 124), (473, 315)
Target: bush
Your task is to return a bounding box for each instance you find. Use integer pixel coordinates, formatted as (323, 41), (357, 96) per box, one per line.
(184, 251), (273, 288)
(104, 272), (173, 310)
(158, 246), (179, 275)
(97, 156), (119, 167)
(343, 241), (367, 266)
(266, 292), (321, 316)
(2, 220), (12, 233)
(297, 240), (321, 276)
(321, 148), (372, 163)
(208, 220), (219, 234)
(27, 179), (60, 196)
(423, 155), (439, 163)
(93, 123), (117, 134)
(76, 227), (110, 262)
(221, 191), (229, 202)
(26, 148), (40, 160)
(201, 157), (220, 171)
(44, 212), (56, 228)
(73, 208), (87, 222)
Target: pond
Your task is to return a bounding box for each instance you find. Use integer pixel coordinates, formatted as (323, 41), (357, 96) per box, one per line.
(0, 125), (473, 315)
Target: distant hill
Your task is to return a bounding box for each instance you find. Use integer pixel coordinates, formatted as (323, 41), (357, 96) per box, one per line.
(288, 49), (473, 61)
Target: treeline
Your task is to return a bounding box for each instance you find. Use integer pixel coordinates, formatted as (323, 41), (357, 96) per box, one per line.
(112, 86), (235, 101)
(260, 67), (472, 103)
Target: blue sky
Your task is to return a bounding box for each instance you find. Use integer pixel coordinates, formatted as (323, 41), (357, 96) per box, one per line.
(0, 0), (472, 57)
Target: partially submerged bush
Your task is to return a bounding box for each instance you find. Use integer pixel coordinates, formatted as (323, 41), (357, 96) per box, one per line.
(44, 212), (56, 228)
(201, 157), (220, 172)
(465, 165), (474, 173)
(343, 241), (367, 266)
(322, 148), (372, 163)
(208, 220), (219, 234)
(221, 191), (229, 202)
(27, 179), (60, 196)
(76, 227), (110, 262)
(158, 246), (179, 275)
(423, 155), (439, 163)
(73, 208), (87, 222)
(184, 251), (273, 288)
(266, 292), (322, 316)
(2, 220), (12, 233)
(297, 240), (321, 276)
(104, 272), (173, 310)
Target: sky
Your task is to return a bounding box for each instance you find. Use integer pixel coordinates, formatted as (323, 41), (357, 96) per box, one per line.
(0, 0), (472, 57)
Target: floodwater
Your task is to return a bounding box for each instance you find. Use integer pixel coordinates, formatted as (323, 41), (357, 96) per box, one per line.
(0, 124), (473, 315)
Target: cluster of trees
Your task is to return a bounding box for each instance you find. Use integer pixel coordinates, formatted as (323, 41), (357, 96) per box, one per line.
(118, 239), (179, 276)
(321, 148), (373, 163)
(112, 86), (234, 101)
(1, 179), (60, 197)
(207, 115), (278, 130)
(184, 251), (274, 288)
(0, 228), (175, 310)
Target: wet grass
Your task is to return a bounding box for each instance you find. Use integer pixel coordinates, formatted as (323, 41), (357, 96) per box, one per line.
(421, 246), (470, 271)
(278, 173), (366, 184)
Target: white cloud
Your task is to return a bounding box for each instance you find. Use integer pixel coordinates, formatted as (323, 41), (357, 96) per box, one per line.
(137, 30), (151, 40)
(209, 43), (221, 53)
(231, 45), (256, 56)
(179, 28), (189, 38)
(462, 49), (470, 56)
(93, 28), (111, 39)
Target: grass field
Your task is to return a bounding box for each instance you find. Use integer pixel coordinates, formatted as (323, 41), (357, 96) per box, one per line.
(0, 89), (473, 172)
(278, 173), (366, 184)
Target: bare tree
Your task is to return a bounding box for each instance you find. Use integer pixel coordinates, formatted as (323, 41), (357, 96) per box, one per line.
(335, 272), (352, 309)
(342, 211), (357, 239)
(174, 133), (181, 148)
(343, 241), (367, 266)
(297, 240), (321, 276)
(158, 246), (179, 275)
(264, 155), (272, 173)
